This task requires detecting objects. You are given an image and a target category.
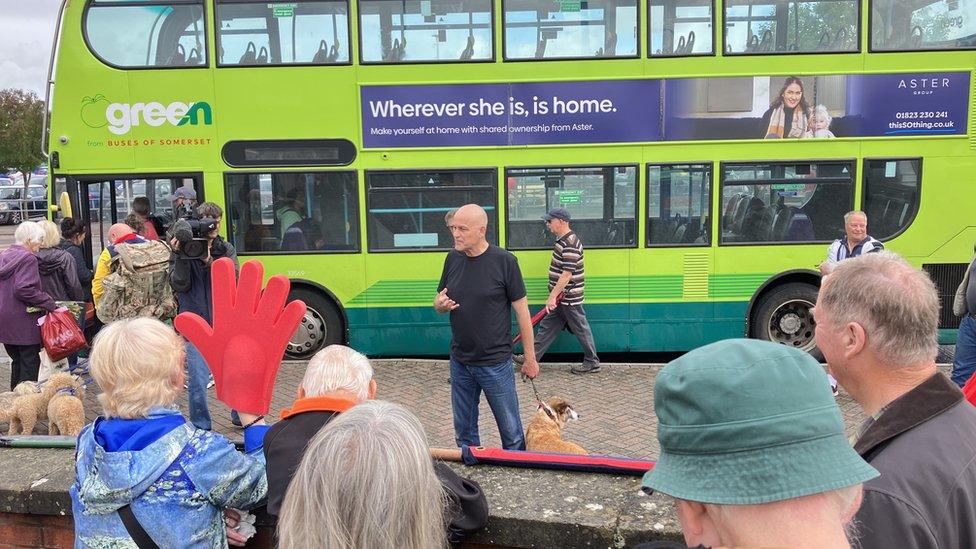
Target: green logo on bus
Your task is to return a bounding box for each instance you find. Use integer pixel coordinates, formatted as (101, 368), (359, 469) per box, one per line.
(82, 96), (214, 135)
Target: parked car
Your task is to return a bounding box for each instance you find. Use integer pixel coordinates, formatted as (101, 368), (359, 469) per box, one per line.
(0, 185), (48, 224)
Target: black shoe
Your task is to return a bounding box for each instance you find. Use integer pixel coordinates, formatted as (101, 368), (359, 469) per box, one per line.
(513, 354), (525, 365)
(570, 364), (601, 375)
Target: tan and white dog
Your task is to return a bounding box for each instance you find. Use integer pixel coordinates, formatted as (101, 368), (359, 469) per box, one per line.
(525, 396), (587, 455)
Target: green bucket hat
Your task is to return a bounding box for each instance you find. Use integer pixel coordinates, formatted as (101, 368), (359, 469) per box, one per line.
(643, 339), (878, 505)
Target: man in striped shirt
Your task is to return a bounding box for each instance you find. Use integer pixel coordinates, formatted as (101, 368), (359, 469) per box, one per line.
(517, 207), (600, 374)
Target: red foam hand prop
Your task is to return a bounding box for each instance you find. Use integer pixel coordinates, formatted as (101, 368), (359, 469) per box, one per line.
(174, 258), (307, 415)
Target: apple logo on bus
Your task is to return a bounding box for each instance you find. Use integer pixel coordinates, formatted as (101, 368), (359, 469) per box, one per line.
(102, 100), (213, 135)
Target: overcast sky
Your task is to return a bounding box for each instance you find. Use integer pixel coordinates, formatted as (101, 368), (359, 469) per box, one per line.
(0, 0), (61, 97)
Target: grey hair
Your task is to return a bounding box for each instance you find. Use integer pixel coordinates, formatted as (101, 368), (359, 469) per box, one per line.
(13, 221), (45, 248)
(301, 345), (373, 400)
(818, 252), (939, 366)
(706, 484), (863, 544)
(843, 210), (867, 224)
(277, 400), (448, 549)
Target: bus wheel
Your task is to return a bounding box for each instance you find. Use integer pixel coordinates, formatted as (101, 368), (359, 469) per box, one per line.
(286, 288), (343, 360)
(751, 283), (822, 357)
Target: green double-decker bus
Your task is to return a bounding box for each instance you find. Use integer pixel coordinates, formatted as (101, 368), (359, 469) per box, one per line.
(44, 0), (975, 358)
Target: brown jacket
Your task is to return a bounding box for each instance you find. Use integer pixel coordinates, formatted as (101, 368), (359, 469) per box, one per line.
(854, 373), (976, 549)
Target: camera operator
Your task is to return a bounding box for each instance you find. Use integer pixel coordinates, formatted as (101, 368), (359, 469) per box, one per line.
(154, 186), (199, 238)
(170, 202), (239, 430)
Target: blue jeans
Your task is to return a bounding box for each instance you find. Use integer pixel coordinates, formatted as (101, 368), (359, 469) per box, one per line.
(450, 357), (525, 450)
(952, 315), (976, 387)
(185, 341), (212, 430)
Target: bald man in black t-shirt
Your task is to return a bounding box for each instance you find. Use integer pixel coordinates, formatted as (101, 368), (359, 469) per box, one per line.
(435, 204), (538, 450)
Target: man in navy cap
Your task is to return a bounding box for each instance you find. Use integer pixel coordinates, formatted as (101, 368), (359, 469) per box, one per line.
(516, 207), (600, 374)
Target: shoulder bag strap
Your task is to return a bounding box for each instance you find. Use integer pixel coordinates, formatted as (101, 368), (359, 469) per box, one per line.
(118, 504), (160, 549)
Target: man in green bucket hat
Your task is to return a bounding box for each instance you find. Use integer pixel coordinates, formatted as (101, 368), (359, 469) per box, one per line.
(640, 339), (877, 549)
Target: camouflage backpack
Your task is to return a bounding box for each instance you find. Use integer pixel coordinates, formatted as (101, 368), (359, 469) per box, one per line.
(96, 240), (177, 323)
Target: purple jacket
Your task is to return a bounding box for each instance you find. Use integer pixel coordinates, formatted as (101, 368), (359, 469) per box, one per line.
(0, 245), (56, 345)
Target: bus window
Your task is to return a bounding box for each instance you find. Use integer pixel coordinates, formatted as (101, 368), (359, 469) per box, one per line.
(724, 0), (858, 55)
(85, 0), (207, 68)
(648, 0), (713, 57)
(863, 159), (921, 240)
(506, 165), (637, 249)
(720, 161), (853, 244)
(504, 0), (639, 60)
(366, 170), (497, 251)
(647, 163), (711, 246)
(359, 0), (493, 63)
(871, 0), (976, 51)
(217, 0), (350, 65)
(225, 172), (360, 254)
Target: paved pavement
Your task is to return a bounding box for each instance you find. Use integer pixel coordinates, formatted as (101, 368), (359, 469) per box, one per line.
(1, 353), (889, 458)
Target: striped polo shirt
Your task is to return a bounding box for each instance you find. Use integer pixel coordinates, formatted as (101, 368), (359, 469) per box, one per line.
(550, 231), (585, 306)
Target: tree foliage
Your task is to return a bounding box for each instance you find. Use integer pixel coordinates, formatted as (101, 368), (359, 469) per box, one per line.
(0, 88), (45, 217)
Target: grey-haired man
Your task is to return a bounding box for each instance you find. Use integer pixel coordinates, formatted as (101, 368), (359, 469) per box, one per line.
(814, 252), (976, 549)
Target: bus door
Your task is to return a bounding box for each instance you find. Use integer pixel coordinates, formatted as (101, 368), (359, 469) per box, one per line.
(61, 174), (204, 270)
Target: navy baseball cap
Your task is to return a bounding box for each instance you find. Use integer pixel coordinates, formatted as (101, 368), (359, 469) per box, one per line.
(542, 208), (571, 222)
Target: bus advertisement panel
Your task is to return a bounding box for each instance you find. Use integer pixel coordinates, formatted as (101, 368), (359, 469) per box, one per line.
(360, 71), (970, 148)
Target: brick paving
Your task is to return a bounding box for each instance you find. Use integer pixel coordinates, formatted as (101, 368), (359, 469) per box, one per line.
(1, 355), (892, 459)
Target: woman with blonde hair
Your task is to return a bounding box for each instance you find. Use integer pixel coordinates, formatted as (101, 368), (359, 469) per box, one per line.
(35, 219), (83, 301)
(278, 400), (448, 549)
(71, 317), (269, 547)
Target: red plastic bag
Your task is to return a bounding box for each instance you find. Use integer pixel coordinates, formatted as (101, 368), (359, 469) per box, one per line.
(41, 309), (87, 362)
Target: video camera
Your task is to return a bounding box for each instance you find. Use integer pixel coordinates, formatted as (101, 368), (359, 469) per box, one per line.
(170, 217), (218, 260)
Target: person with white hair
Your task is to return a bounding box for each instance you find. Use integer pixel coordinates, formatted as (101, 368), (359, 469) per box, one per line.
(278, 400), (450, 549)
(71, 317), (269, 547)
(814, 252), (976, 549)
(0, 221), (58, 389)
(819, 210), (883, 276)
(264, 345), (487, 541)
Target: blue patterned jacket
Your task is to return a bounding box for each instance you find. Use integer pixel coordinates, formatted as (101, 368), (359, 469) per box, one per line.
(71, 408), (268, 548)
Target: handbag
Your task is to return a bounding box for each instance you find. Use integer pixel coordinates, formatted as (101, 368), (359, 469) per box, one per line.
(40, 308), (87, 362)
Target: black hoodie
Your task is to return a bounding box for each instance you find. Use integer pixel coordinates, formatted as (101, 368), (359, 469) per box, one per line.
(56, 238), (93, 300)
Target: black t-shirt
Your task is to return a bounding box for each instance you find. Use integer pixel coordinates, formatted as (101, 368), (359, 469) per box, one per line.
(437, 245), (526, 365)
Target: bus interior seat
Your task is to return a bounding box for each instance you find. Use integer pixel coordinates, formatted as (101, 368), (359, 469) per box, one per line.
(737, 197), (767, 241)
(676, 30), (695, 54)
(673, 223), (688, 243)
(280, 226), (308, 251)
(239, 42), (257, 64)
(167, 44), (187, 66)
(387, 37), (407, 62)
(784, 211), (814, 241)
(185, 47), (201, 65)
(460, 35), (475, 60)
(694, 216), (710, 244)
(256, 46), (269, 64)
(602, 30), (617, 57)
(729, 195), (754, 233)
(313, 40), (329, 62)
(722, 193), (743, 227)
(771, 207), (815, 241)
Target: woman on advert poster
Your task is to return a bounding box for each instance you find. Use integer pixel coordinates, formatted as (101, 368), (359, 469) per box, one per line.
(761, 76), (811, 139)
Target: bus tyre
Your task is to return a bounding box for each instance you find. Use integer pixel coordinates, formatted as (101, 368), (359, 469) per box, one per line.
(751, 283), (824, 360)
(286, 288), (343, 360)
